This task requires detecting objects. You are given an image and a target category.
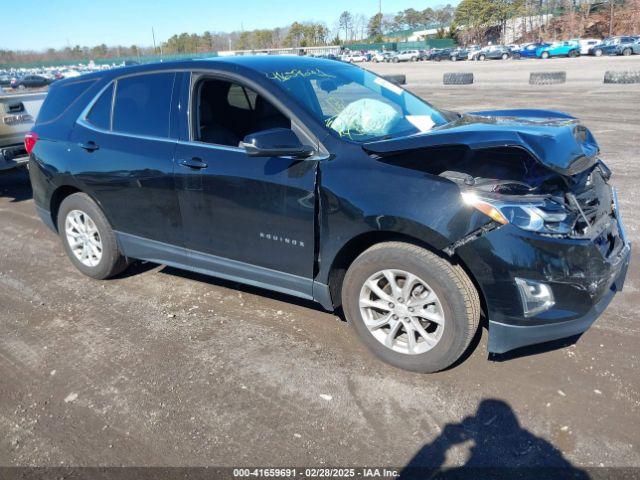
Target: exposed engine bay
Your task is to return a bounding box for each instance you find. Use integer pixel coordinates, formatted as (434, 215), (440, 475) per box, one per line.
(378, 145), (623, 259)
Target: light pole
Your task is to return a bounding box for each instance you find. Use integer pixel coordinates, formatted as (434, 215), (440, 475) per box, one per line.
(152, 27), (157, 55)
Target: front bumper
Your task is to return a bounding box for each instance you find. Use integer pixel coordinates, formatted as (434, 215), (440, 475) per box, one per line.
(457, 195), (631, 354)
(487, 244), (629, 353)
(0, 143), (29, 171)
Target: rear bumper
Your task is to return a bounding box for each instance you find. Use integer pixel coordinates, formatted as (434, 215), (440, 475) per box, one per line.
(0, 143), (29, 171)
(35, 205), (56, 232)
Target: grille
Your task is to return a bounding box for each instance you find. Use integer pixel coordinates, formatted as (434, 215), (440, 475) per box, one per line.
(570, 167), (625, 259)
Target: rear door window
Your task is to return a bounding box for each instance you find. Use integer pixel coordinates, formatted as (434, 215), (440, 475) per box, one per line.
(86, 83), (113, 130)
(112, 73), (175, 138)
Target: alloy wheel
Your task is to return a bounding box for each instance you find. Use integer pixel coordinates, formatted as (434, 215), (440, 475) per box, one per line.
(358, 269), (445, 355)
(65, 209), (103, 267)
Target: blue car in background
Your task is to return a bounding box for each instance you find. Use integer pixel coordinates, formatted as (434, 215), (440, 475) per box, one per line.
(589, 36), (640, 56)
(536, 41), (581, 58)
(519, 42), (550, 58)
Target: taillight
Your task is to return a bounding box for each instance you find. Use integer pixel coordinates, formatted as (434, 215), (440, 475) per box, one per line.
(24, 131), (38, 155)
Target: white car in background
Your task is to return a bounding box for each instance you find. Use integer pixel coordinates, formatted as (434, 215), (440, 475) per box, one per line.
(574, 38), (601, 55)
(371, 51), (391, 63)
(59, 69), (81, 78)
(466, 45), (481, 60)
(344, 52), (367, 63)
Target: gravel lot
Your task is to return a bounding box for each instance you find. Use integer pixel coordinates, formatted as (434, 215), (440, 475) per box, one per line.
(1, 56), (639, 473)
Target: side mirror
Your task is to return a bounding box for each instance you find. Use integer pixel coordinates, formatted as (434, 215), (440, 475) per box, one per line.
(241, 128), (315, 159)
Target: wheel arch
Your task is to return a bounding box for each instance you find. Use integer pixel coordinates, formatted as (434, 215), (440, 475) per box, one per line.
(49, 185), (110, 232)
(324, 230), (487, 317)
(49, 185), (82, 231)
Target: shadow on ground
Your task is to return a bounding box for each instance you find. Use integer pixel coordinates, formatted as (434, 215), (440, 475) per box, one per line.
(400, 399), (589, 480)
(0, 168), (32, 203)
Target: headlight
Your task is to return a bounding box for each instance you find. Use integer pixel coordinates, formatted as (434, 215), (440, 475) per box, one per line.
(462, 191), (572, 234)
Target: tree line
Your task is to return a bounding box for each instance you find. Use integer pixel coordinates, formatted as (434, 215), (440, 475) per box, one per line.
(454, 0), (640, 44)
(2, 1), (639, 65)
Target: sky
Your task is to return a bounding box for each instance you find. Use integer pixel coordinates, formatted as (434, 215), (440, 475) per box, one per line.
(3, 0), (457, 51)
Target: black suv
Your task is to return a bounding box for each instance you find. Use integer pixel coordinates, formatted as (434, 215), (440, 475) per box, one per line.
(27, 57), (630, 372)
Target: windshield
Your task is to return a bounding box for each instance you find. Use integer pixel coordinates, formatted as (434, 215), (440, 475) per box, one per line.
(264, 64), (448, 142)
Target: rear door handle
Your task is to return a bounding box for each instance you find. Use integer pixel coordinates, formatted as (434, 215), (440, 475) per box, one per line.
(79, 141), (99, 152)
(178, 157), (208, 170)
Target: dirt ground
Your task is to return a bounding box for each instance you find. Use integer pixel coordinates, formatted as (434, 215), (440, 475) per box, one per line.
(0, 56), (639, 473)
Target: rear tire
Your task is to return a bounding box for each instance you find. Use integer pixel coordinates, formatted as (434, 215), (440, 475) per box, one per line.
(622, 48), (632, 56)
(478, 54), (486, 61)
(341, 242), (480, 373)
(594, 48), (603, 57)
(541, 51), (550, 59)
(57, 193), (129, 280)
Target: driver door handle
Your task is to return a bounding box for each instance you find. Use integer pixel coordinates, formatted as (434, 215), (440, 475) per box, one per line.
(178, 157), (208, 170)
(79, 141), (99, 152)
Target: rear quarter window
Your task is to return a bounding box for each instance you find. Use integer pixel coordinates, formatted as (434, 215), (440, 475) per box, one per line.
(86, 83), (114, 130)
(36, 78), (97, 124)
(112, 73), (175, 138)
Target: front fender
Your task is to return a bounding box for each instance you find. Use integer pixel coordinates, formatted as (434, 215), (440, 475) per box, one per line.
(316, 151), (490, 285)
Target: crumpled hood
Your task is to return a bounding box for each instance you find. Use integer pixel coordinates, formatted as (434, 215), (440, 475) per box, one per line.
(363, 109), (600, 176)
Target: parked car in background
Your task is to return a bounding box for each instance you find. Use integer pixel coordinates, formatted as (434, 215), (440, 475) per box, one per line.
(426, 48), (453, 61)
(344, 52), (367, 63)
(392, 50), (421, 62)
(12, 75), (52, 89)
(449, 48), (468, 61)
(589, 36), (640, 56)
(0, 75), (13, 87)
(466, 45), (481, 60)
(518, 42), (550, 58)
(372, 51), (393, 63)
(59, 69), (82, 79)
(537, 41), (581, 58)
(27, 57), (630, 373)
(1, 91), (46, 170)
(574, 38), (601, 55)
(314, 53), (339, 61)
(474, 46), (514, 60)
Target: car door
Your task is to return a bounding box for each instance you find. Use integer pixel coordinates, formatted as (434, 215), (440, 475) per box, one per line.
(70, 71), (183, 247)
(603, 40), (616, 54)
(173, 72), (319, 296)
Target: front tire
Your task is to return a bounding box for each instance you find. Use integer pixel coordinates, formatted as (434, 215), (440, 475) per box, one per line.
(57, 192), (129, 279)
(342, 242), (480, 373)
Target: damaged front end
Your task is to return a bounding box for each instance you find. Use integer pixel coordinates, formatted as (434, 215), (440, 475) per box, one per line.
(446, 159), (630, 353)
(364, 110), (631, 354)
